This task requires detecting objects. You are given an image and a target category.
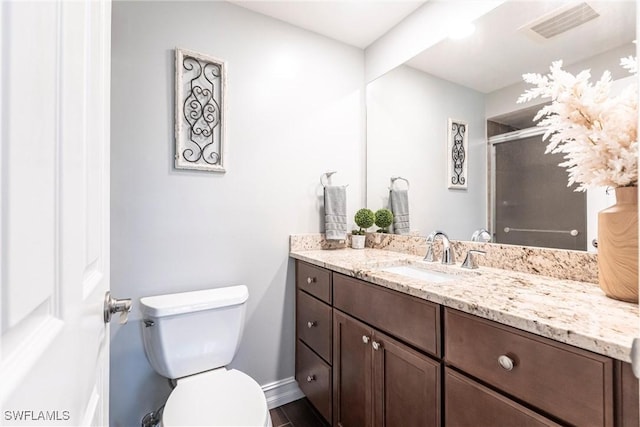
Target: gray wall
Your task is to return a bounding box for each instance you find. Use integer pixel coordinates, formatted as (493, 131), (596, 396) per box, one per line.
(110, 2), (365, 425)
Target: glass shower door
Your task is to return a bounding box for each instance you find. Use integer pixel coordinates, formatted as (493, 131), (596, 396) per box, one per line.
(491, 129), (587, 251)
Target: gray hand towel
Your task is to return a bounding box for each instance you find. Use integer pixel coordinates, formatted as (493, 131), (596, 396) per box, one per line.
(324, 185), (347, 240)
(390, 189), (410, 235)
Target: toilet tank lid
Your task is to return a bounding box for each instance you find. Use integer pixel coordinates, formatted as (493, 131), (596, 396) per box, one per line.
(140, 285), (248, 318)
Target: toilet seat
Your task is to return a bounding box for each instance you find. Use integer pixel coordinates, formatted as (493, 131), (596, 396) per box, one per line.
(162, 368), (271, 427)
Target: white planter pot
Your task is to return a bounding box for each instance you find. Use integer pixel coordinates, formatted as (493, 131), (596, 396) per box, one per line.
(351, 234), (366, 249)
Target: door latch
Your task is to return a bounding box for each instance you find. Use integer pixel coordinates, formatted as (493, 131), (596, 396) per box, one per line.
(104, 291), (132, 324)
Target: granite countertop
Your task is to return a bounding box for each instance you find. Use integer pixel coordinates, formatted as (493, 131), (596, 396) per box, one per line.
(290, 247), (639, 363)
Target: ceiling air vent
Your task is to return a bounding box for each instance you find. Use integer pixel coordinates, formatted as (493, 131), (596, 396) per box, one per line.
(526, 2), (600, 40)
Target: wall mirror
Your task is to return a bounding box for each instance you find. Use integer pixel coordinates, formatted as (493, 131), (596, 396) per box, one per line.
(366, 0), (636, 251)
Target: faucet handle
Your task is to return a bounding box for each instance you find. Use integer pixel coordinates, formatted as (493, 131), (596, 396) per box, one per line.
(471, 228), (492, 242)
(461, 249), (486, 269)
(424, 242), (435, 262)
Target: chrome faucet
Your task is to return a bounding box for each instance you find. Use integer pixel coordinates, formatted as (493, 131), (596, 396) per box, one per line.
(471, 228), (492, 242)
(461, 249), (486, 269)
(424, 230), (455, 265)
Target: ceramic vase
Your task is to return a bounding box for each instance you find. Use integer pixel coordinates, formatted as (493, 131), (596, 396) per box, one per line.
(597, 186), (638, 303)
(351, 234), (366, 249)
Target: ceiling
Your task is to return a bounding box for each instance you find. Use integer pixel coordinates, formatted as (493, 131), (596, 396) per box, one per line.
(229, 1), (636, 93)
(406, 1), (637, 93)
(228, 0), (427, 49)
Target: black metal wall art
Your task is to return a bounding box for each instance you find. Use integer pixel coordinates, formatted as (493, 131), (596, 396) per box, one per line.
(447, 118), (468, 189)
(175, 48), (226, 172)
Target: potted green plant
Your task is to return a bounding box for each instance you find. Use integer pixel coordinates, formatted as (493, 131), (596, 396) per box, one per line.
(352, 208), (374, 249)
(374, 208), (394, 233)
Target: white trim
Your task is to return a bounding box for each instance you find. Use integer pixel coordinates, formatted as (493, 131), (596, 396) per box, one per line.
(80, 385), (100, 426)
(261, 377), (305, 410)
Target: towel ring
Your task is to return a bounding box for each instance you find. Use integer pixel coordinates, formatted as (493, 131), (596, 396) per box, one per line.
(320, 171), (348, 188)
(390, 176), (410, 190)
(320, 171), (336, 187)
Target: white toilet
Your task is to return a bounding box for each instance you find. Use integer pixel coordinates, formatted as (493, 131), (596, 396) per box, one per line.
(140, 285), (272, 427)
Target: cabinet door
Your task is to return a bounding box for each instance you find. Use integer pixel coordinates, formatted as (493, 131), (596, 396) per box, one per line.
(372, 330), (441, 427)
(333, 310), (373, 427)
(445, 368), (560, 427)
(616, 361), (640, 427)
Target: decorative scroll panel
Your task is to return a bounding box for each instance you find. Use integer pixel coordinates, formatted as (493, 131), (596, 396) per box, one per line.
(175, 48), (226, 172)
(447, 118), (468, 189)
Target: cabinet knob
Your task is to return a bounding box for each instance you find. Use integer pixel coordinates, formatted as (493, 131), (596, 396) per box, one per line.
(306, 375), (316, 383)
(306, 277), (316, 284)
(362, 335), (370, 344)
(372, 341), (381, 351)
(307, 321), (317, 328)
(498, 355), (515, 371)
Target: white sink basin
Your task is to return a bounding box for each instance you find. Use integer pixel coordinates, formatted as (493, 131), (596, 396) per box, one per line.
(380, 265), (460, 283)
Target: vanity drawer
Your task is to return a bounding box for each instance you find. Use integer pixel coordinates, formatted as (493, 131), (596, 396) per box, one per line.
(444, 309), (614, 427)
(333, 273), (440, 357)
(296, 340), (332, 423)
(296, 261), (332, 304)
(445, 368), (560, 427)
(296, 290), (332, 363)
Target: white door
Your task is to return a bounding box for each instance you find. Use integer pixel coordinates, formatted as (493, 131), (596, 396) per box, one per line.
(0, 1), (112, 426)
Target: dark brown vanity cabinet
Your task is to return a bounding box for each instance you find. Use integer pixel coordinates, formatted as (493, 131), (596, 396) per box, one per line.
(295, 261), (333, 423)
(444, 308), (619, 427)
(295, 260), (639, 427)
(295, 262), (441, 427)
(332, 273), (442, 427)
(331, 272), (441, 427)
(333, 310), (441, 427)
(616, 361), (640, 427)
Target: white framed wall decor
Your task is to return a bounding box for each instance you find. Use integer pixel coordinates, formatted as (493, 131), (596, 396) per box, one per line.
(175, 48), (227, 172)
(447, 118), (468, 189)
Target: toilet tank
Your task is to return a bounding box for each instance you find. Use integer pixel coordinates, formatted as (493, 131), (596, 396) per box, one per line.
(140, 285), (248, 379)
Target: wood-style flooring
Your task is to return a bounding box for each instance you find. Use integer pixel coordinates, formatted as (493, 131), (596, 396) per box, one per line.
(269, 398), (329, 427)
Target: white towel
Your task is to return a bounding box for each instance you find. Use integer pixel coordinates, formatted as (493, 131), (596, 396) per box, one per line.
(324, 186), (347, 240)
(390, 189), (410, 235)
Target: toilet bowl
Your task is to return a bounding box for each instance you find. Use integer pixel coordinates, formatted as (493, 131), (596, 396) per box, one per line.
(162, 369), (271, 427)
(140, 286), (272, 427)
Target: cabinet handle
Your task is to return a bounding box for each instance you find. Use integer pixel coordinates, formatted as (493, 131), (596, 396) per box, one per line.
(498, 355), (515, 371)
(372, 341), (381, 351)
(307, 321), (317, 328)
(362, 335), (370, 344)
(306, 375), (316, 383)
(306, 277), (316, 284)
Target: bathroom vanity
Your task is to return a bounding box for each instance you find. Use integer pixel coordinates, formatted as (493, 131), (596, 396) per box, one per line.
(290, 238), (639, 427)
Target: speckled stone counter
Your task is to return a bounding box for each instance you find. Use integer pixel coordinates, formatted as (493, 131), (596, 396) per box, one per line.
(289, 239), (639, 363)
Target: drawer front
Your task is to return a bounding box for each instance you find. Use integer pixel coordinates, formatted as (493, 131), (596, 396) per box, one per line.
(296, 340), (332, 423)
(444, 309), (614, 427)
(445, 368), (560, 427)
(296, 261), (332, 303)
(333, 273), (440, 357)
(297, 290), (332, 363)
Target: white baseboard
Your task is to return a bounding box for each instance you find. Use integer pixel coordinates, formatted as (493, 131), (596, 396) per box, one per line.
(262, 377), (305, 410)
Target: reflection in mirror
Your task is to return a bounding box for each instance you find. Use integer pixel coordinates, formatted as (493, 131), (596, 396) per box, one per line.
(367, 65), (486, 240)
(490, 127), (587, 250)
(366, 0), (635, 250)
